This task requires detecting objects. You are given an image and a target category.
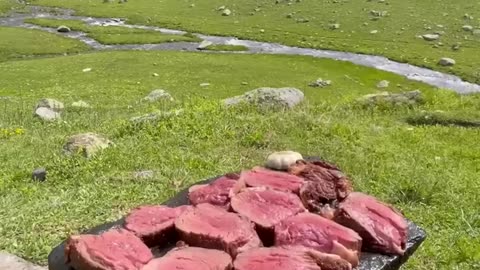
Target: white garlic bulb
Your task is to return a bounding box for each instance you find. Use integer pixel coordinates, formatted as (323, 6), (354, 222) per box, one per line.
(265, 151), (303, 171)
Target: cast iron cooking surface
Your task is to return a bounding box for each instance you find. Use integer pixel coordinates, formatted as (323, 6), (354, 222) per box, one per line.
(48, 157), (427, 270)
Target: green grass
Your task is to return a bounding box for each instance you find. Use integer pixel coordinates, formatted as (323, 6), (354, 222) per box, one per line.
(28, 0), (480, 83)
(0, 26), (89, 61)
(204, 44), (249, 51)
(0, 50), (479, 269)
(24, 18), (201, 45)
(0, 0), (18, 15)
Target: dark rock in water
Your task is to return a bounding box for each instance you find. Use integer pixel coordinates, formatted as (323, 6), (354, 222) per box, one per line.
(32, 168), (47, 182)
(56, 25), (70, 33)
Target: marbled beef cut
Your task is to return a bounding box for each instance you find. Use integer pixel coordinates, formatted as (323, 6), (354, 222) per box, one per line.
(334, 192), (408, 255)
(64, 229), (153, 270)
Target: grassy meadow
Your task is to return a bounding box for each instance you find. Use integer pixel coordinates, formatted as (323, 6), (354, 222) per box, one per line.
(0, 1), (479, 270)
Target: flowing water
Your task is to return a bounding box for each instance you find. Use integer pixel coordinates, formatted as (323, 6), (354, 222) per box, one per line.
(1, 5), (480, 94)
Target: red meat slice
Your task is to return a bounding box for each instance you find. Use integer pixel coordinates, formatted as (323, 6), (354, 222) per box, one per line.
(288, 160), (353, 217)
(188, 174), (239, 209)
(233, 246), (352, 270)
(334, 192), (408, 255)
(274, 212), (362, 267)
(230, 188), (306, 246)
(65, 229), (153, 270)
(142, 246), (232, 270)
(124, 205), (192, 247)
(174, 203), (262, 257)
(239, 166), (305, 193)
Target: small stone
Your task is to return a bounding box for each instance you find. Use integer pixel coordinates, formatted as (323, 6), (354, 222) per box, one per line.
(222, 8), (231, 16)
(190, 3), (195, 7)
(197, 40), (213, 50)
(71, 100), (91, 108)
(152, 73), (159, 77)
(34, 107), (61, 121)
(217, 5), (226, 10)
(63, 133), (113, 158)
(200, 83), (210, 87)
(241, 82), (249, 85)
(57, 25), (70, 33)
(370, 30), (378, 34)
(308, 78), (332, 88)
(329, 23), (340, 30)
(35, 98), (64, 112)
(82, 68), (92, 72)
(438, 57), (456, 66)
(422, 34), (439, 41)
(260, 29), (265, 33)
(462, 25), (473, 32)
(143, 89), (173, 102)
(32, 168), (47, 182)
(376, 80), (390, 88)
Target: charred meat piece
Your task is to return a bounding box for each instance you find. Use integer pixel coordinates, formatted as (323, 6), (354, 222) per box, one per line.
(274, 212), (362, 267)
(231, 188), (306, 245)
(124, 205), (192, 247)
(233, 246), (351, 270)
(142, 246), (232, 270)
(188, 174), (239, 209)
(334, 192), (408, 255)
(289, 160), (352, 215)
(64, 229), (153, 270)
(238, 166), (305, 193)
(174, 203), (262, 257)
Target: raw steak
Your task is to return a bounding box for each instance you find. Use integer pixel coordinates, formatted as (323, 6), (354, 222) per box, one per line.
(64, 229), (153, 270)
(188, 173), (239, 209)
(334, 192), (408, 255)
(142, 246), (232, 270)
(238, 166), (305, 193)
(274, 212), (362, 267)
(174, 203), (262, 257)
(124, 205), (192, 247)
(233, 246), (351, 270)
(289, 160), (352, 216)
(231, 188), (306, 245)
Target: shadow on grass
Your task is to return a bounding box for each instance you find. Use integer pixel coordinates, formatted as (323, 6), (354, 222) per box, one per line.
(406, 112), (480, 128)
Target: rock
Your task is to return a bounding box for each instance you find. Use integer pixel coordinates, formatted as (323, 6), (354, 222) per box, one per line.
(0, 252), (47, 270)
(63, 133), (113, 158)
(462, 25), (473, 32)
(452, 44), (461, 51)
(329, 23), (340, 30)
(223, 87), (305, 109)
(438, 57), (456, 66)
(222, 9), (231, 16)
(35, 98), (64, 112)
(308, 78), (332, 88)
(133, 170), (155, 180)
(32, 168), (47, 182)
(152, 73), (159, 77)
(370, 30), (378, 34)
(197, 40), (213, 50)
(358, 90), (424, 106)
(82, 68), (92, 72)
(200, 83), (210, 87)
(57, 25), (70, 33)
(34, 107), (61, 121)
(422, 34), (439, 41)
(217, 5), (226, 10)
(71, 100), (91, 108)
(130, 109), (184, 124)
(143, 89), (173, 102)
(376, 80), (390, 88)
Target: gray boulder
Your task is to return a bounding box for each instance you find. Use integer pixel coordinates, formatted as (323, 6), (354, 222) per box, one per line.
(438, 57), (456, 66)
(376, 80), (390, 88)
(63, 133), (113, 158)
(57, 25), (71, 33)
(223, 87), (305, 109)
(309, 78), (332, 88)
(358, 90), (424, 106)
(197, 40), (213, 50)
(462, 25), (473, 32)
(35, 98), (64, 112)
(32, 168), (47, 182)
(143, 89), (173, 102)
(35, 107), (61, 121)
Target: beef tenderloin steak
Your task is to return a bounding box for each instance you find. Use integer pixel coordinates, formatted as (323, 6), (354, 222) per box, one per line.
(174, 203), (262, 257)
(238, 166), (305, 193)
(142, 246), (232, 270)
(188, 174), (239, 209)
(274, 212), (362, 267)
(65, 228), (153, 270)
(334, 192), (408, 255)
(124, 205), (192, 247)
(231, 187), (306, 245)
(233, 246), (351, 270)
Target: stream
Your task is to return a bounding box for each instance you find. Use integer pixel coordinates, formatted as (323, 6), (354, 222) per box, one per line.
(1, 5), (480, 94)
